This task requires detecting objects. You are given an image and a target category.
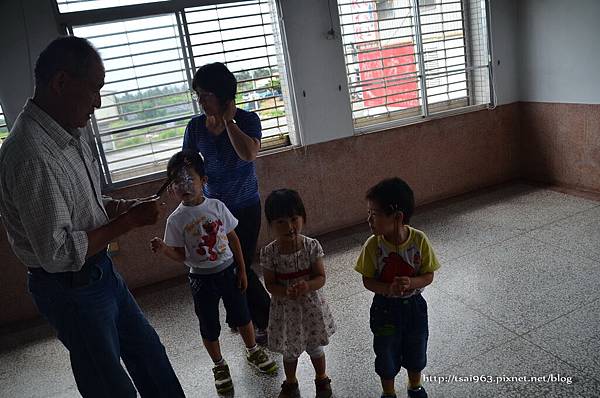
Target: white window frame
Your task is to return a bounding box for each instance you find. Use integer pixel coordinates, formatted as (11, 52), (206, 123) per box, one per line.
(54, 0), (296, 191)
(337, 0), (494, 135)
(0, 103), (8, 148)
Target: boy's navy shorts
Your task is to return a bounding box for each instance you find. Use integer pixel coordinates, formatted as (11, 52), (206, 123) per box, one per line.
(189, 263), (251, 341)
(369, 293), (429, 379)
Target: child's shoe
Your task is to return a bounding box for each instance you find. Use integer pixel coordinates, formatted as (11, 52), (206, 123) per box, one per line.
(212, 363), (233, 395)
(314, 377), (332, 398)
(407, 386), (427, 398)
(278, 380), (300, 398)
(255, 328), (268, 346)
(246, 347), (278, 374)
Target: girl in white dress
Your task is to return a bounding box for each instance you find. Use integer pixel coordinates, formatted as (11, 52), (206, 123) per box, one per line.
(261, 189), (336, 398)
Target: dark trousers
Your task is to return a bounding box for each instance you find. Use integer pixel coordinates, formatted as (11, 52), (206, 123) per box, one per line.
(370, 294), (429, 379)
(190, 264), (252, 341)
(229, 201), (271, 330)
(28, 254), (185, 398)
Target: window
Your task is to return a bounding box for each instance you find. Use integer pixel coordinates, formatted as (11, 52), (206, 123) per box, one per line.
(56, 0), (167, 13)
(337, 0), (492, 130)
(59, 0), (294, 187)
(0, 104), (7, 148)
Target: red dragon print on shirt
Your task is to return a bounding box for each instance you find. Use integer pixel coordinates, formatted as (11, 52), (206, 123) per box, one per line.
(379, 252), (416, 283)
(196, 219), (223, 261)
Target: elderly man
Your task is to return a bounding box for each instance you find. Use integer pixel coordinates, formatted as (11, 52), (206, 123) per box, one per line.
(0, 37), (185, 397)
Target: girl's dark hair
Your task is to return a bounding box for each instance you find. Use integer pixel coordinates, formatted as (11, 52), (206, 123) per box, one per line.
(35, 36), (102, 88)
(167, 149), (205, 179)
(264, 189), (307, 224)
(366, 177), (414, 223)
(191, 62), (237, 105)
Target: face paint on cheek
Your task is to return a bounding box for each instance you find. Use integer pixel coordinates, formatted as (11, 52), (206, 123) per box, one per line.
(173, 168), (196, 199)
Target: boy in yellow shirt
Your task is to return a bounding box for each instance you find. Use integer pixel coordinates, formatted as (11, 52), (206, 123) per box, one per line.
(355, 178), (440, 398)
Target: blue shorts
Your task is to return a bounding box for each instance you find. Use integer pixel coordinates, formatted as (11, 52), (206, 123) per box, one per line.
(189, 264), (252, 341)
(369, 294), (429, 379)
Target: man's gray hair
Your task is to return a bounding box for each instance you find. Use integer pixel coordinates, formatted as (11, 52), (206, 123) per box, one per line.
(34, 36), (101, 87)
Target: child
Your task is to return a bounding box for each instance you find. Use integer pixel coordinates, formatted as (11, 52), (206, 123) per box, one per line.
(260, 189), (336, 398)
(355, 178), (440, 398)
(150, 149), (277, 396)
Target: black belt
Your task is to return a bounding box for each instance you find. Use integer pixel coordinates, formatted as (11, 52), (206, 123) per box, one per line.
(27, 249), (108, 287)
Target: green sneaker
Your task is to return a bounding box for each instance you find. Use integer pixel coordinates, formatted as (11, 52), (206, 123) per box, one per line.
(246, 347), (278, 374)
(212, 363), (233, 394)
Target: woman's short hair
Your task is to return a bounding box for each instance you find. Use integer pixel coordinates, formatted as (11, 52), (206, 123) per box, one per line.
(191, 62), (237, 105)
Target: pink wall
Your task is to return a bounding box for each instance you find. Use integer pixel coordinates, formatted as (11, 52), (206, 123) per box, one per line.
(520, 102), (600, 192)
(1, 104), (521, 326)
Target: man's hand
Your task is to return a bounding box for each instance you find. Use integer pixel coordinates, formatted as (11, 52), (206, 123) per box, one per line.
(237, 269), (248, 293)
(150, 237), (166, 254)
(125, 198), (161, 227)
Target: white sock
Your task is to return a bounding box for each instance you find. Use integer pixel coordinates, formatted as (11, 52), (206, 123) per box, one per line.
(247, 344), (259, 354)
(214, 357), (226, 366)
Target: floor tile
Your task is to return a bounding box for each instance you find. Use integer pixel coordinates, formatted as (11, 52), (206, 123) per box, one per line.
(529, 205), (600, 263)
(523, 297), (600, 377)
(437, 235), (600, 335)
(423, 337), (595, 398)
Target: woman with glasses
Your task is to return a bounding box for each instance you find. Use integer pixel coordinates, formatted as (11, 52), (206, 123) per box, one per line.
(183, 62), (270, 345)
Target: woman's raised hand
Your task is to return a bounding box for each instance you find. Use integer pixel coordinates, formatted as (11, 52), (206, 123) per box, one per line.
(222, 99), (237, 123)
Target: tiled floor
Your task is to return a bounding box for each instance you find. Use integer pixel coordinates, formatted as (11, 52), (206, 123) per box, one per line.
(1, 183), (600, 398)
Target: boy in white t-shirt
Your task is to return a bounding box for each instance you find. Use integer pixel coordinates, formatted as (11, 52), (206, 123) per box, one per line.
(151, 149), (277, 395)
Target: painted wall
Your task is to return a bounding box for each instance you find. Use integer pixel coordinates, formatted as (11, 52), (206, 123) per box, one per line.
(278, 0), (354, 146)
(517, 0), (600, 104)
(519, 103), (600, 192)
(489, 0), (519, 105)
(0, 0), (60, 126)
(514, 0), (600, 193)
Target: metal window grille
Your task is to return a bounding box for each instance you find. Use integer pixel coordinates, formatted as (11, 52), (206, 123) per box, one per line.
(0, 104), (7, 148)
(56, 0), (168, 14)
(63, 0), (293, 188)
(337, 0), (492, 130)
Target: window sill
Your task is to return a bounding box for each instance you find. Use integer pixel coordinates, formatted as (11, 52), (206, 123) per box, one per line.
(102, 135), (293, 192)
(353, 103), (491, 136)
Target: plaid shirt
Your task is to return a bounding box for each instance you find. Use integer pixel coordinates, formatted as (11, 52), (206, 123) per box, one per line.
(0, 99), (113, 272)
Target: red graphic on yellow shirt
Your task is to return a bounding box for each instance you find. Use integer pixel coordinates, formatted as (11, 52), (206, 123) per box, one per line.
(413, 251), (421, 266)
(196, 220), (223, 261)
(380, 252), (415, 283)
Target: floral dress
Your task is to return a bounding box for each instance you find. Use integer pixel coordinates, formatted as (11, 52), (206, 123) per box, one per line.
(260, 235), (336, 358)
